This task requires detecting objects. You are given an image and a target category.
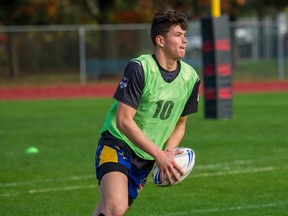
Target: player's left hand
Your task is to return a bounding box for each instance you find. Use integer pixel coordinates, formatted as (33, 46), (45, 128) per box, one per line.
(156, 149), (185, 184)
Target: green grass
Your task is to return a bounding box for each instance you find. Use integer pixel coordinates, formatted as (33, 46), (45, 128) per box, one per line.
(233, 59), (288, 81)
(0, 72), (80, 87)
(0, 93), (288, 215)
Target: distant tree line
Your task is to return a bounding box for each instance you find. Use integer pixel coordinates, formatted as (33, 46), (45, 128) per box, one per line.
(0, 0), (288, 25)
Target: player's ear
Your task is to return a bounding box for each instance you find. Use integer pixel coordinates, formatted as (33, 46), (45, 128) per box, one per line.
(155, 35), (164, 47)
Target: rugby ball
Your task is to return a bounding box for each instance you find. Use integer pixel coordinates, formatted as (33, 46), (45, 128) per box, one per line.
(152, 147), (196, 187)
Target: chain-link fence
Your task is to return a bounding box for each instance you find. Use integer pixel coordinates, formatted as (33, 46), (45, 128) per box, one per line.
(0, 17), (287, 85)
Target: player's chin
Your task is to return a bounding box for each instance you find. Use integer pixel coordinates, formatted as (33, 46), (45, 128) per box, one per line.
(178, 50), (186, 59)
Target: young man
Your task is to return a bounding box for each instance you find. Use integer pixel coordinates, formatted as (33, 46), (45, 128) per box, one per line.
(93, 9), (201, 216)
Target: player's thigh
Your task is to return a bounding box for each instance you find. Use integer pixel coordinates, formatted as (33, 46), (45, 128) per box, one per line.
(99, 171), (129, 206)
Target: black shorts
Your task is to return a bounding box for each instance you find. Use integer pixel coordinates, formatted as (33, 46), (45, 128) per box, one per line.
(95, 131), (155, 202)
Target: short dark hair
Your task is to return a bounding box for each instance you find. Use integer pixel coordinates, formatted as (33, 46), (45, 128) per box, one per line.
(150, 10), (188, 46)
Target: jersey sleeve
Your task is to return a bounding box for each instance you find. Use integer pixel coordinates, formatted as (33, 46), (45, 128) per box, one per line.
(181, 78), (201, 116)
(113, 60), (144, 110)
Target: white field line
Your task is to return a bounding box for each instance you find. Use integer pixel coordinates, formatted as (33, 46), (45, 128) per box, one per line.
(192, 166), (276, 178)
(195, 159), (255, 170)
(0, 159), (256, 188)
(152, 200), (288, 216)
(1, 165), (286, 198)
(0, 184), (96, 198)
(0, 174), (94, 187)
(145, 165), (283, 182)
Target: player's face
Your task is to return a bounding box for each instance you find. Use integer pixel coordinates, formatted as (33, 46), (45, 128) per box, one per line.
(163, 25), (187, 60)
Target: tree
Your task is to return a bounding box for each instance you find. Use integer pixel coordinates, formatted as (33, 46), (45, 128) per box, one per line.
(0, 0), (96, 77)
(252, 0), (288, 18)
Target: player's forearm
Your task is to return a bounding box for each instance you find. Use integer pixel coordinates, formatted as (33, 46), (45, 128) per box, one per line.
(164, 116), (187, 151)
(116, 118), (162, 159)
(116, 102), (163, 159)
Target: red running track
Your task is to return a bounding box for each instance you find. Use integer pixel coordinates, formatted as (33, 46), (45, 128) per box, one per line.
(0, 81), (287, 100)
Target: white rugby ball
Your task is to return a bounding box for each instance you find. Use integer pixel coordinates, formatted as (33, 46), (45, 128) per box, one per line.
(152, 147), (196, 187)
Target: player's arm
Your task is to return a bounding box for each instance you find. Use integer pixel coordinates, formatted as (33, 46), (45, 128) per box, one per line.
(116, 102), (183, 184)
(114, 61), (183, 184)
(164, 115), (187, 151)
(164, 78), (201, 151)
(113, 61), (157, 155)
(116, 102), (162, 159)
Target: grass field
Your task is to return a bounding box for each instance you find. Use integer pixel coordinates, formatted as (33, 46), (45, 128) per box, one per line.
(0, 93), (288, 215)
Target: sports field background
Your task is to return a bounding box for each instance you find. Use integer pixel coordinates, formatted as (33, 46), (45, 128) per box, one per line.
(0, 84), (288, 215)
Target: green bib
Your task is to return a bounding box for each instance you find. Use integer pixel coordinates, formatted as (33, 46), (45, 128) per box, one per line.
(100, 54), (199, 160)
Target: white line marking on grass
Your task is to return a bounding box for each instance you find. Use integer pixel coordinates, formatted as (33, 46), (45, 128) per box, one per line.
(0, 159), (260, 188)
(158, 201), (288, 216)
(192, 166), (277, 178)
(1, 165), (286, 198)
(28, 184), (96, 194)
(196, 160), (254, 170)
(154, 200), (288, 216)
(1, 158), (286, 196)
(196, 201), (288, 213)
(0, 174), (95, 187)
(145, 165), (283, 183)
(0, 184), (97, 197)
